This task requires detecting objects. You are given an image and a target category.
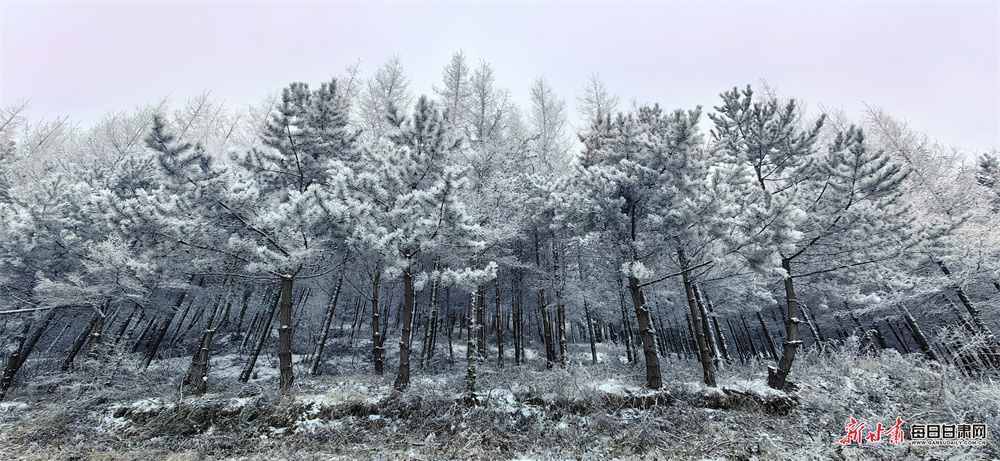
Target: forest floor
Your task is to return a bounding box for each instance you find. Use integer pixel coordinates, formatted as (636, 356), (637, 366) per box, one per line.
(0, 340), (998, 460)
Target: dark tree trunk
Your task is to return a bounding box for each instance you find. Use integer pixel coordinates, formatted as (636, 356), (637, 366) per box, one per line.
(311, 273), (344, 376)
(619, 285), (635, 363)
(143, 288), (190, 369)
(84, 301), (109, 365)
(627, 274), (662, 389)
(801, 302), (825, 353)
(901, 305), (938, 362)
(476, 285), (486, 360)
(371, 265), (385, 375)
(232, 287), (254, 342)
(887, 320), (911, 354)
(421, 265), (441, 368)
(63, 313), (100, 372)
(679, 249), (715, 387)
(277, 277), (295, 392)
(756, 311), (779, 360)
(185, 294), (223, 387)
(513, 269), (523, 366)
(464, 291), (478, 404)
(585, 300), (597, 364)
(768, 257), (802, 391)
(395, 261), (416, 391)
(0, 322), (31, 402)
(495, 276), (504, 367)
(739, 315), (759, 360)
(939, 261), (1000, 361)
(239, 290), (281, 383)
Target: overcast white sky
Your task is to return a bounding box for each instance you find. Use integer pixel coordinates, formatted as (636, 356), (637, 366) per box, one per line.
(2, 1), (998, 154)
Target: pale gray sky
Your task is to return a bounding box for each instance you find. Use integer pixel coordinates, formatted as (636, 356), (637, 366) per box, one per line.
(2, 1), (998, 153)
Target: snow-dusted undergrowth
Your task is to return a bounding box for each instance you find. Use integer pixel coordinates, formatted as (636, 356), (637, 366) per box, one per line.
(0, 341), (997, 460)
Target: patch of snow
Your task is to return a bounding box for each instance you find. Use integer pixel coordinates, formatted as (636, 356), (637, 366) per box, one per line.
(0, 402), (27, 412)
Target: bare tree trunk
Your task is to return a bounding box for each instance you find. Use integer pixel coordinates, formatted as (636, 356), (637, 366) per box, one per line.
(585, 300), (597, 364)
(371, 265), (385, 375)
(626, 270), (663, 390)
(0, 323), (31, 402)
(395, 261), (416, 391)
(239, 290), (281, 383)
(679, 249), (715, 387)
(277, 277), (295, 392)
(143, 288), (190, 369)
(619, 285), (635, 363)
(801, 302), (825, 353)
(850, 310), (878, 355)
(476, 285), (486, 360)
(464, 291), (478, 404)
(185, 294), (223, 387)
(693, 284), (719, 369)
(702, 290), (730, 363)
(232, 287), (254, 342)
(938, 261), (1000, 361)
(84, 300), (110, 365)
(512, 269), (523, 366)
(887, 320), (911, 354)
(63, 313), (100, 372)
(311, 273), (344, 376)
(740, 315), (760, 360)
(768, 257), (802, 391)
(552, 244), (567, 366)
(901, 305), (938, 362)
(188, 294), (224, 396)
(495, 276), (504, 367)
(756, 311), (779, 360)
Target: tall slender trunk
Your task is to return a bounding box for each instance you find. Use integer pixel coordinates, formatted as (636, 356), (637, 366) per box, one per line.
(464, 291), (478, 404)
(84, 300), (110, 365)
(693, 284), (719, 368)
(143, 288), (190, 369)
(495, 276), (504, 367)
(371, 264), (385, 375)
(619, 285), (635, 363)
(395, 260), (416, 391)
(740, 315), (760, 359)
(801, 302), (825, 353)
(63, 313), (100, 372)
(768, 257), (802, 391)
(0, 308), (58, 401)
(311, 273), (344, 376)
(0, 323), (31, 402)
(190, 295), (223, 395)
(585, 300), (597, 364)
(277, 277), (295, 392)
(421, 265), (441, 368)
(679, 248), (715, 387)
(476, 285), (486, 360)
(701, 289), (730, 363)
(901, 305), (938, 361)
(938, 261), (1000, 360)
(627, 274), (662, 389)
(239, 290), (281, 383)
(185, 294), (223, 386)
(552, 244), (566, 366)
(512, 269), (523, 366)
(756, 311), (779, 360)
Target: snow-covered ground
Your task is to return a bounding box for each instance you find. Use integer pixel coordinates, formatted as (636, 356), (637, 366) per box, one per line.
(0, 342), (997, 460)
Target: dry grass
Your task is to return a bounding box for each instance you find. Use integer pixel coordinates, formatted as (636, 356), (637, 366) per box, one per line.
(0, 340), (997, 460)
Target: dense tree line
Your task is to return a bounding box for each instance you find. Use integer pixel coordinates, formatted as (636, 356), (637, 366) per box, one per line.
(1, 53), (998, 401)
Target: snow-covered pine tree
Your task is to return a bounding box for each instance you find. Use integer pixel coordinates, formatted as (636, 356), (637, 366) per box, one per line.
(333, 95), (492, 391)
(710, 85), (919, 390)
